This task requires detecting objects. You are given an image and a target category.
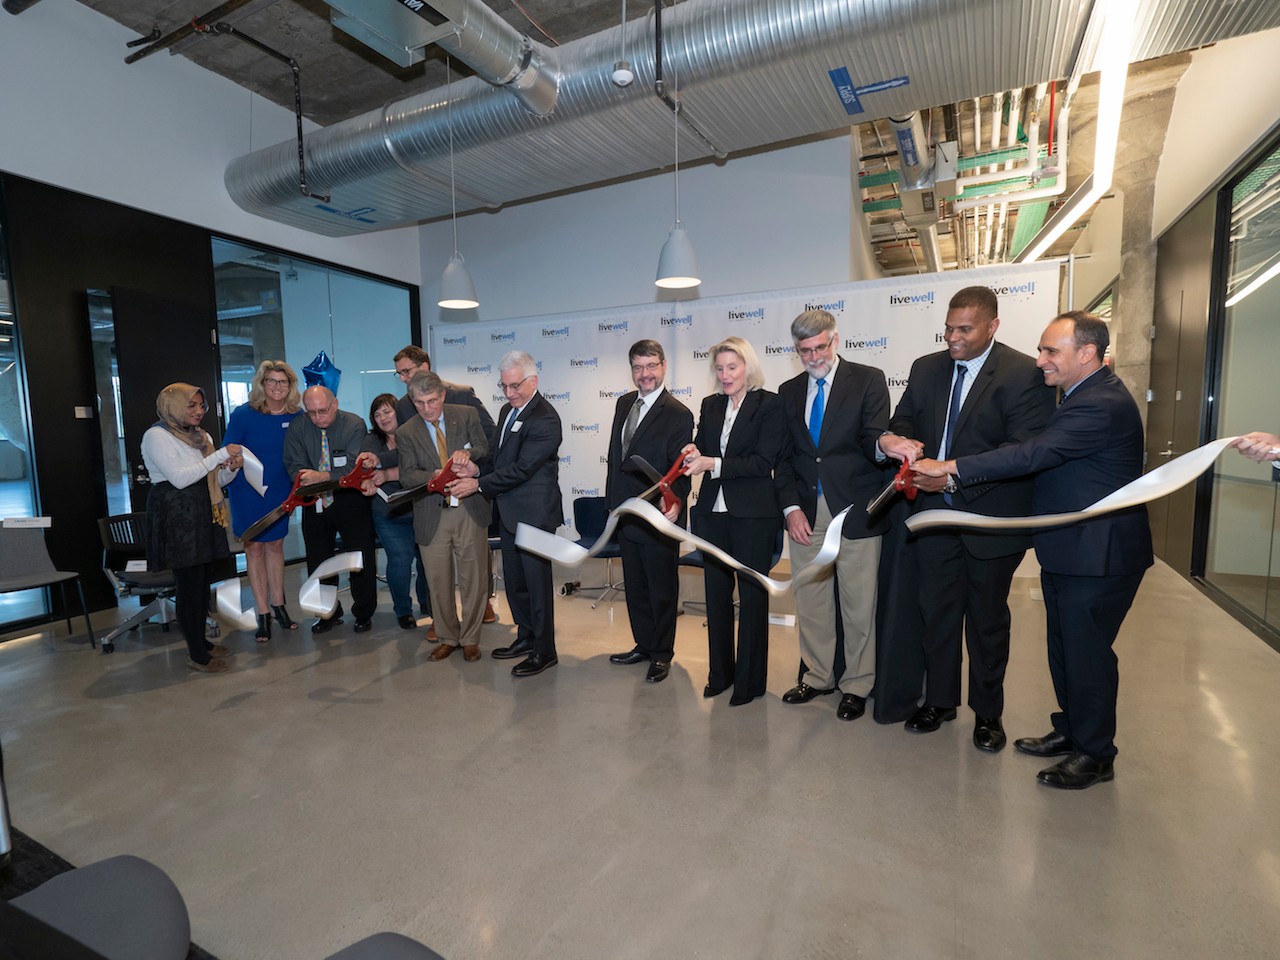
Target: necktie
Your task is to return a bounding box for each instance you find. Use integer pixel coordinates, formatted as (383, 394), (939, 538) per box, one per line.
(809, 378), (826, 499)
(318, 428), (334, 507)
(943, 362), (967, 505)
(500, 407), (517, 447)
(621, 397), (643, 454)
(431, 418), (449, 465)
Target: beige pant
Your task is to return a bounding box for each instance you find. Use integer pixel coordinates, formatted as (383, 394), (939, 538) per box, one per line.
(420, 507), (487, 647)
(789, 495), (881, 696)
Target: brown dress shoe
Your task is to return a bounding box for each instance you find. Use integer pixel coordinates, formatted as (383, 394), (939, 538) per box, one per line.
(187, 657), (229, 673)
(429, 643), (457, 661)
(483, 602), (498, 624)
(462, 644), (482, 662)
(426, 622), (438, 641)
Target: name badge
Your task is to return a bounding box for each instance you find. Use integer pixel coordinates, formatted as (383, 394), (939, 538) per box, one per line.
(510, 421), (522, 433)
(334, 455), (348, 467)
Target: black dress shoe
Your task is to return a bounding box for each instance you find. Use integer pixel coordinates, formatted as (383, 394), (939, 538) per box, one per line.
(311, 603), (344, 634)
(511, 653), (558, 677)
(703, 681), (731, 698)
(354, 619), (373, 633)
(729, 691), (757, 706)
(398, 615), (418, 630)
(904, 704), (958, 733)
(609, 649), (649, 665)
(1014, 730), (1075, 757)
(973, 716), (1006, 752)
(645, 660), (670, 683)
(781, 682), (836, 704)
(836, 694), (866, 721)
(492, 638), (534, 660)
(1036, 752), (1115, 790)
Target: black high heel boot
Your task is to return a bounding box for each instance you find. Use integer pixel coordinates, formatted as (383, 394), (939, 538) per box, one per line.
(272, 604), (298, 630)
(255, 613), (272, 643)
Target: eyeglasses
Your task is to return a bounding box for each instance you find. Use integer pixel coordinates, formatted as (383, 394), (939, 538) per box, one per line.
(263, 378), (290, 387)
(305, 402), (335, 418)
(394, 367), (419, 380)
(796, 336), (836, 359)
(497, 375), (533, 394)
(631, 361), (664, 374)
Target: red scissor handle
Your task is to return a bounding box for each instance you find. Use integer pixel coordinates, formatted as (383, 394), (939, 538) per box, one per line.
(893, 460), (918, 501)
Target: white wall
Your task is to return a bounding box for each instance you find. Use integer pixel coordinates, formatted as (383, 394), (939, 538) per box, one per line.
(0, 1), (420, 286)
(1152, 26), (1280, 241)
(420, 133), (854, 323)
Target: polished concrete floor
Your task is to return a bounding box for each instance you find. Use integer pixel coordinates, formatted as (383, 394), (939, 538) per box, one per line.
(2, 559), (1280, 959)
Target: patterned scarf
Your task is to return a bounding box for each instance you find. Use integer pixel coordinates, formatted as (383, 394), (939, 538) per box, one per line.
(155, 383), (230, 528)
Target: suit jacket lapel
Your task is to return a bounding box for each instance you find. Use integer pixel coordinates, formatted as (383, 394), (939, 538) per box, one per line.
(629, 390), (665, 449)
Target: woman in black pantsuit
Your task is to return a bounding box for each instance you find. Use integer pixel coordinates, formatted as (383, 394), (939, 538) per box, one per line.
(682, 337), (785, 706)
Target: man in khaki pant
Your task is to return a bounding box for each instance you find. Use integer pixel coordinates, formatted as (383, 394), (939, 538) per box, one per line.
(398, 372), (492, 661)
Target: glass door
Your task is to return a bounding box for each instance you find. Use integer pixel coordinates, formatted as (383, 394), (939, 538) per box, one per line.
(1204, 140), (1280, 631)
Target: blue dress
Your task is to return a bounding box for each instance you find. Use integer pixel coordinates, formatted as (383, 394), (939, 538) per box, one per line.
(224, 404), (299, 541)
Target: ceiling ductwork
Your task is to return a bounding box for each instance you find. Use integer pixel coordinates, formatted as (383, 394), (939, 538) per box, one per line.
(224, 0), (1280, 238)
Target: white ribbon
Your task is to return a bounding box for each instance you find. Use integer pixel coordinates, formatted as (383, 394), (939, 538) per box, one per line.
(515, 496), (852, 597)
(298, 551), (365, 617)
(905, 436), (1241, 534)
(213, 579), (258, 631)
(239, 446), (268, 497)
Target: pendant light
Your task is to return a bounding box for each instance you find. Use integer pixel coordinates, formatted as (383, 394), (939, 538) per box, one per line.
(439, 57), (479, 310)
(655, 35), (699, 290)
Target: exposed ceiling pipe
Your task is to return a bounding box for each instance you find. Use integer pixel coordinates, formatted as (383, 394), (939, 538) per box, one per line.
(2, 0), (43, 12)
(123, 0), (272, 64)
(984, 91), (1003, 262)
(849, 129), (885, 281)
(993, 87), (1023, 260)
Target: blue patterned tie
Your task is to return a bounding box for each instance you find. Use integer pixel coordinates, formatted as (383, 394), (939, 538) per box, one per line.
(810, 378), (826, 498)
(318, 429), (334, 507)
(943, 363), (967, 505)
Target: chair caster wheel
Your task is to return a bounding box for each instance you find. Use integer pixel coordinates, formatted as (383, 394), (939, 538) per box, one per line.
(102, 643), (115, 654)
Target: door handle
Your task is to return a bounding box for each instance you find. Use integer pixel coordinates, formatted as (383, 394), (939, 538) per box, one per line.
(1157, 449), (1175, 458)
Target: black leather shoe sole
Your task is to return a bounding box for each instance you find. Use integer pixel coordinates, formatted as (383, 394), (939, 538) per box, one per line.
(354, 619), (373, 633)
(511, 655), (558, 677)
(609, 650), (649, 665)
(973, 726), (1007, 753)
(1036, 754), (1115, 790)
(904, 706), (957, 733)
(1014, 732), (1075, 757)
(492, 643), (534, 660)
(311, 616), (344, 634)
(398, 615), (418, 630)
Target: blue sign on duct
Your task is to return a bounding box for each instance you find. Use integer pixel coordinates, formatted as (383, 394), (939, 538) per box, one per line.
(314, 203), (379, 225)
(828, 68), (912, 116)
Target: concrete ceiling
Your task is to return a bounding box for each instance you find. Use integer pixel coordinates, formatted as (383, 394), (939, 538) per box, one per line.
(77, 0), (627, 127)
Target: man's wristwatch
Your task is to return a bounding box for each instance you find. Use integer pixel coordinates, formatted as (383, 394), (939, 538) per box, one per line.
(942, 474), (958, 495)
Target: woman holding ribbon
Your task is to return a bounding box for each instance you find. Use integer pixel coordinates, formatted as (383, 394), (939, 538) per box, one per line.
(142, 383), (243, 673)
(681, 337), (786, 706)
(224, 360), (303, 642)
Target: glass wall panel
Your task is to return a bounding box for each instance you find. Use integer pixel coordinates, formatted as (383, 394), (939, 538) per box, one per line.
(211, 239), (415, 563)
(1205, 141), (1280, 628)
(0, 195), (48, 625)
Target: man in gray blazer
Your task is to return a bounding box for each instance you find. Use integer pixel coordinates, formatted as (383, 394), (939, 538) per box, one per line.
(398, 373), (492, 661)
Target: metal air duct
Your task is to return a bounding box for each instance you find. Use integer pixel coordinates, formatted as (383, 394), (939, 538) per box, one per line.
(225, 0), (1280, 237)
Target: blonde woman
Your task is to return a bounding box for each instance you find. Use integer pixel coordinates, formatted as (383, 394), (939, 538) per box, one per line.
(142, 384), (242, 672)
(224, 360), (302, 642)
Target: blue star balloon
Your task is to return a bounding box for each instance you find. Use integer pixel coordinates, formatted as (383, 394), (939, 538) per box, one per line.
(302, 351), (341, 394)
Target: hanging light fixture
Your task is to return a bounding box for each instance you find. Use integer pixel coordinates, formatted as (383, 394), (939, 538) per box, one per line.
(655, 83), (700, 289)
(439, 57), (479, 310)
(611, 0), (634, 87)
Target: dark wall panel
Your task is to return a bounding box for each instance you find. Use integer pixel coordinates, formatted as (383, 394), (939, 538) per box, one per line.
(2, 175), (216, 611)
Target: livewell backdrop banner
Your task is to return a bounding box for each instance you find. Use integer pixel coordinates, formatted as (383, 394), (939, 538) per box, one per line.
(430, 262), (1060, 533)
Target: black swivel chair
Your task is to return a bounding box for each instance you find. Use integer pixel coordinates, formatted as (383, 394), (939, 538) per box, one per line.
(571, 496), (623, 609)
(96, 513), (176, 655)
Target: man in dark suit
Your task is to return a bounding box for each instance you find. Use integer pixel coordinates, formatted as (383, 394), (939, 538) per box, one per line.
(775, 308), (892, 722)
(399, 372), (492, 662)
(392, 344), (498, 628)
(914, 311), (1153, 790)
(450, 350), (564, 678)
(604, 339), (694, 684)
(880, 286), (1055, 752)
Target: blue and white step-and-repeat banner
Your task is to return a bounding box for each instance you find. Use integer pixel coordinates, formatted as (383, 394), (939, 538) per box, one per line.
(430, 262), (1060, 534)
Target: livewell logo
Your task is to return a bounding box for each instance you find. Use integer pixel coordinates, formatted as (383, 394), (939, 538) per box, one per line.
(570, 422), (600, 433)
(727, 306), (766, 323)
(668, 385), (693, 397)
(570, 356), (599, 369)
(986, 280), (1037, 302)
(599, 388), (628, 399)
(887, 374), (910, 389)
(843, 335), (889, 353)
(559, 454), (573, 466)
(545, 391), (571, 403)
(804, 298), (845, 314)
(692, 346), (711, 361)
(764, 341), (796, 356)
(572, 486), (600, 497)
(491, 331), (516, 343)
(542, 325), (570, 338)
(598, 320), (629, 334)
(659, 312), (693, 327)
(442, 335), (467, 347)
(466, 363), (492, 375)
(888, 290), (935, 309)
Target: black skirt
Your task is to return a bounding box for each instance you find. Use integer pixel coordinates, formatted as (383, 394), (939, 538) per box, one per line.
(146, 480), (231, 571)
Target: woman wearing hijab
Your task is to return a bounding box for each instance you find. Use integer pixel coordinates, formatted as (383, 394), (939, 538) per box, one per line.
(681, 337), (786, 706)
(224, 360), (303, 642)
(142, 383), (243, 673)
